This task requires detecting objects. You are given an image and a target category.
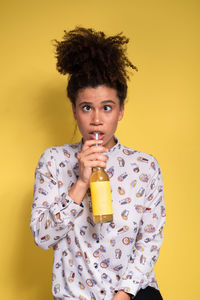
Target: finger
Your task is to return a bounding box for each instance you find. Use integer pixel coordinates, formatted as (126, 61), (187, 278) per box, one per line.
(82, 139), (103, 151)
(81, 153), (108, 162)
(78, 153), (108, 168)
(82, 145), (108, 157)
(82, 160), (107, 169)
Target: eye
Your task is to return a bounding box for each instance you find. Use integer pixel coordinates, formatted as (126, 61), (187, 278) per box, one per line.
(104, 105), (112, 111)
(82, 105), (91, 112)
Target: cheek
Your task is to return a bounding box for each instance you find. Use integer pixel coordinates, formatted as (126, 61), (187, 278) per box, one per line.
(76, 115), (89, 130)
(113, 112), (122, 123)
(106, 116), (120, 131)
(76, 112), (85, 122)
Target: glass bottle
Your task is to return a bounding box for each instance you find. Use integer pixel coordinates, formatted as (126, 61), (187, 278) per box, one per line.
(90, 133), (113, 223)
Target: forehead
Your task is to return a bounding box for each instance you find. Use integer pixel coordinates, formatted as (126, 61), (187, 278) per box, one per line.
(76, 85), (119, 104)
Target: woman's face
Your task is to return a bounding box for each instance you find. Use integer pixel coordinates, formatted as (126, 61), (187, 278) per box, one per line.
(72, 85), (124, 149)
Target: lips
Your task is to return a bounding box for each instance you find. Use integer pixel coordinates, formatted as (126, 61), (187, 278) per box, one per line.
(89, 131), (105, 140)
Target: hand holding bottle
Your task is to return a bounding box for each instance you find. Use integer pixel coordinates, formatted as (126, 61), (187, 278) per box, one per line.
(68, 139), (108, 206)
(77, 139), (108, 187)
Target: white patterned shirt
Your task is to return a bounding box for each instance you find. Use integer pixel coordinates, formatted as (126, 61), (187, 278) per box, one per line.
(30, 138), (166, 299)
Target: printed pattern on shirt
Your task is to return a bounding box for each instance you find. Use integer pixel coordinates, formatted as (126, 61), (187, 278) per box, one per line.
(30, 139), (166, 300)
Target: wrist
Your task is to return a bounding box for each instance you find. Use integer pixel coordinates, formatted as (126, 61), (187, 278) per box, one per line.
(76, 178), (89, 189)
(68, 179), (88, 205)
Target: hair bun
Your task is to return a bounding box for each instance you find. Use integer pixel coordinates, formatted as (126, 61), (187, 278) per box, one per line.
(54, 27), (137, 82)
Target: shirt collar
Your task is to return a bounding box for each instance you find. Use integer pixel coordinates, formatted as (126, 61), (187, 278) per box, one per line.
(107, 136), (121, 154)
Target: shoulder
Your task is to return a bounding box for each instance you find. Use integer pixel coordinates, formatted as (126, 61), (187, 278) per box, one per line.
(38, 142), (81, 163)
(119, 144), (161, 173)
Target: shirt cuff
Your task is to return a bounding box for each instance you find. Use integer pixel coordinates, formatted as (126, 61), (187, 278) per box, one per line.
(50, 195), (84, 223)
(115, 278), (143, 298)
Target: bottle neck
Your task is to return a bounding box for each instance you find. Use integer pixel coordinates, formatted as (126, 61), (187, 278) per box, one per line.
(92, 166), (104, 172)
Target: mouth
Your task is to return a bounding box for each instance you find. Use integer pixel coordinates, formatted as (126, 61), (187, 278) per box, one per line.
(89, 131), (105, 140)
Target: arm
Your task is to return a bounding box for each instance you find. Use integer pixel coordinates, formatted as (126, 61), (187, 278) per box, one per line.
(30, 141), (108, 250)
(30, 148), (85, 250)
(115, 157), (166, 297)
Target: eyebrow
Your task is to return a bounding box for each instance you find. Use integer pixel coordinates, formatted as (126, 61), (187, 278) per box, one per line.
(78, 100), (116, 107)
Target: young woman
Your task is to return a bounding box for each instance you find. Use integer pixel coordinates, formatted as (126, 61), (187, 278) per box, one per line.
(31, 27), (165, 300)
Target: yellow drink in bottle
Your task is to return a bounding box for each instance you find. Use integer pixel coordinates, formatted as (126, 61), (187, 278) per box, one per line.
(90, 133), (113, 223)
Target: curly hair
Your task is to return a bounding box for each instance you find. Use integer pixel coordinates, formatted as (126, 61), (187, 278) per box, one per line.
(54, 27), (137, 106)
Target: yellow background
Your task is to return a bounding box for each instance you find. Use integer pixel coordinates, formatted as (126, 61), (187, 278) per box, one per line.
(1, 0), (199, 299)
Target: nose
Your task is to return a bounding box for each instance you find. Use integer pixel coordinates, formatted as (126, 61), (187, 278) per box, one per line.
(91, 109), (103, 125)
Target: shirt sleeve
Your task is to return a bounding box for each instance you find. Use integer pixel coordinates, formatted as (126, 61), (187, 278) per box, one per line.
(115, 157), (166, 296)
(30, 148), (84, 250)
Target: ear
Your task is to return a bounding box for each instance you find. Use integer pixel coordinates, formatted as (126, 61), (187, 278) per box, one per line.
(118, 104), (124, 121)
(72, 104), (77, 120)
